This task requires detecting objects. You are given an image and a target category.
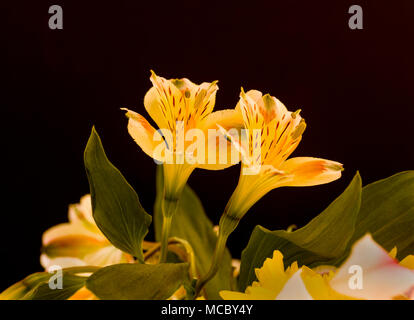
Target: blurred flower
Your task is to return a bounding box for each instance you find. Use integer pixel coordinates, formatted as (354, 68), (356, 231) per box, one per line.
(220, 234), (414, 300)
(330, 234), (414, 300)
(41, 194), (134, 270)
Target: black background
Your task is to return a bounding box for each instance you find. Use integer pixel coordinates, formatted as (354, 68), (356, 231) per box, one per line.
(2, 0), (414, 290)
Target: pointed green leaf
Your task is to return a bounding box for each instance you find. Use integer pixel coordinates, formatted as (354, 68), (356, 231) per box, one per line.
(86, 263), (189, 300)
(0, 267), (99, 300)
(351, 171), (414, 259)
(154, 166), (233, 299)
(239, 171), (414, 291)
(84, 127), (152, 262)
(238, 172), (362, 291)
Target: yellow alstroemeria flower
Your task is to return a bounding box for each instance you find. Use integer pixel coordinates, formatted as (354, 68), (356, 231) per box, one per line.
(220, 89), (343, 228)
(123, 71), (243, 261)
(123, 72), (242, 194)
(41, 194), (134, 270)
(220, 234), (414, 300)
(195, 89), (343, 296)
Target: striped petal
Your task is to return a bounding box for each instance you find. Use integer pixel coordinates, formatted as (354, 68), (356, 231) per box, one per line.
(145, 72), (218, 132)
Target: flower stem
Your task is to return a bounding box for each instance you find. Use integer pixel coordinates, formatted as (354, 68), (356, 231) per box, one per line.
(159, 214), (172, 263)
(194, 232), (229, 298)
(159, 195), (180, 263)
(194, 201), (242, 298)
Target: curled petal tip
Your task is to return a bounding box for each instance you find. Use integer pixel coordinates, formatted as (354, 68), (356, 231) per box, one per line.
(291, 109), (302, 119)
(326, 162), (344, 172)
(240, 87), (246, 98)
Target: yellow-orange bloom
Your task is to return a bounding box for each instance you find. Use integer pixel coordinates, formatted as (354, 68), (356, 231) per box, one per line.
(123, 72), (244, 262)
(123, 72), (243, 204)
(220, 89), (343, 223)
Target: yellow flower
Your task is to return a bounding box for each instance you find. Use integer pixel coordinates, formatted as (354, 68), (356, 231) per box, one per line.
(41, 194), (134, 270)
(220, 250), (350, 300)
(220, 234), (414, 300)
(123, 71), (243, 204)
(220, 89), (343, 226)
(123, 72), (243, 262)
(195, 89), (343, 296)
(220, 251), (299, 300)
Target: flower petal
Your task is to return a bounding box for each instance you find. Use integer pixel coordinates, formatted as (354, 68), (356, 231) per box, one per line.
(301, 267), (354, 300)
(146, 72), (219, 131)
(41, 222), (108, 269)
(68, 287), (98, 300)
(198, 109), (244, 170)
(330, 234), (414, 300)
(123, 108), (164, 162)
(255, 251), (291, 292)
(279, 157), (343, 187)
(40, 255), (87, 270)
(275, 269), (313, 300)
(400, 255), (414, 269)
(83, 246), (132, 267)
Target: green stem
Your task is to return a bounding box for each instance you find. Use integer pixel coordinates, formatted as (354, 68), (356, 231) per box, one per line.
(159, 214), (172, 263)
(194, 232), (229, 298)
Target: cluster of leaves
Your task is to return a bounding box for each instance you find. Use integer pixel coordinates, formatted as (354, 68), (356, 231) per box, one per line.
(6, 128), (414, 300)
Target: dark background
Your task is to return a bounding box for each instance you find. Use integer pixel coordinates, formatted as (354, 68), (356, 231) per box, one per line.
(2, 0), (414, 289)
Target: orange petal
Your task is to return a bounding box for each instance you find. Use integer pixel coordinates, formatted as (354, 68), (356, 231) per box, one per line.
(279, 157), (343, 187)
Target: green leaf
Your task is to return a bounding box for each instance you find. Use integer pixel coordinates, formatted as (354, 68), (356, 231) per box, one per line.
(84, 127), (152, 262)
(238, 172), (362, 291)
(28, 274), (87, 300)
(86, 263), (189, 300)
(154, 166), (233, 300)
(239, 171), (414, 291)
(351, 171), (414, 259)
(0, 267), (99, 300)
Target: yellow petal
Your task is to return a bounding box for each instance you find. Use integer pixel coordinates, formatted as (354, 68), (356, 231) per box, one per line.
(68, 194), (94, 225)
(220, 250), (298, 300)
(40, 255), (87, 270)
(255, 251), (289, 292)
(279, 157), (343, 187)
(198, 109), (244, 170)
(301, 267), (355, 300)
(83, 246), (133, 267)
(400, 255), (414, 270)
(42, 222), (106, 246)
(389, 247), (398, 259)
(123, 108), (164, 162)
(41, 220), (110, 269)
(146, 72), (218, 131)
(68, 287), (98, 300)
